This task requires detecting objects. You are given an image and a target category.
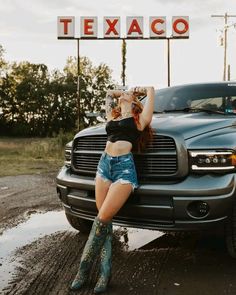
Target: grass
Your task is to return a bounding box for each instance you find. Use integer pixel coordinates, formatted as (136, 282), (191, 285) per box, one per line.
(0, 136), (72, 177)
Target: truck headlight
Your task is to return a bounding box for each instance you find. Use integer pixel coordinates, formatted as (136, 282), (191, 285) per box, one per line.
(64, 147), (72, 166)
(189, 150), (236, 172)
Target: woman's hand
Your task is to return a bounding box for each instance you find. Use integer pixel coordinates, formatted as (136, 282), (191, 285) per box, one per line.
(129, 87), (145, 96)
(105, 90), (122, 121)
(107, 90), (133, 103)
(130, 86), (154, 96)
(106, 90), (123, 98)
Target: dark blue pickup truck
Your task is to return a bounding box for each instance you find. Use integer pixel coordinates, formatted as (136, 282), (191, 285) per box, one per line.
(56, 82), (236, 257)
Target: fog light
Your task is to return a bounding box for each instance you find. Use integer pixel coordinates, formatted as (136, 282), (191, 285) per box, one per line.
(187, 201), (209, 219)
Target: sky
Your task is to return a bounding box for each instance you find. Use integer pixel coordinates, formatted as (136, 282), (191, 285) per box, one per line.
(1, 0), (236, 89)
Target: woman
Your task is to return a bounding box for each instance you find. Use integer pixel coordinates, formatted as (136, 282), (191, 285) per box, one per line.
(70, 86), (155, 293)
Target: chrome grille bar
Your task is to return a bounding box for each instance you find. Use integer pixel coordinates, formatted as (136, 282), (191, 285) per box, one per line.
(72, 134), (178, 178)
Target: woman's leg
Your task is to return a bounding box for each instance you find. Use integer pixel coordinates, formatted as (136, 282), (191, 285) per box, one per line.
(70, 216), (112, 290)
(94, 221), (113, 294)
(98, 182), (133, 222)
(95, 175), (112, 210)
(92, 176), (113, 293)
(93, 182), (132, 293)
(70, 176), (112, 290)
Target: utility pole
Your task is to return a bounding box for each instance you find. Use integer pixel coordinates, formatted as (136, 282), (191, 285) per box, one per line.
(77, 39), (81, 131)
(167, 38), (171, 87)
(121, 38), (127, 87)
(228, 64), (231, 81)
(211, 13), (236, 81)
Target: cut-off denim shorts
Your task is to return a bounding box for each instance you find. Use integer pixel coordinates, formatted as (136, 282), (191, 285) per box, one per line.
(95, 151), (139, 191)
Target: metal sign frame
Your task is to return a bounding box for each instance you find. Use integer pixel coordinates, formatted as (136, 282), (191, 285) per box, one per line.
(57, 16), (190, 130)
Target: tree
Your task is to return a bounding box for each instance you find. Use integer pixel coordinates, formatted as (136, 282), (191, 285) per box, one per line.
(0, 51), (116, 136)
(63, 56), (115, 129)
(0, 45), (8, 77)
(0, 45), (8, 113)
(1, 61), (50, 136)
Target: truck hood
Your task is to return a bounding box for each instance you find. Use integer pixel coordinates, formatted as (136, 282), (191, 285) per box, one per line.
(76, 112), (236, 140)
(152, 112), (236, 139)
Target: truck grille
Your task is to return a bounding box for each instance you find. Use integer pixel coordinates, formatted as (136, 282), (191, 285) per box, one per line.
(72, 134), (178, 178)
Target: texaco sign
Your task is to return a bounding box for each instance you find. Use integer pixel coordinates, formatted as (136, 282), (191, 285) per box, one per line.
(57, 16), (189, 39)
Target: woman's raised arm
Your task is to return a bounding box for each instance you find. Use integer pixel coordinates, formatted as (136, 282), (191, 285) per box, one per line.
(105, 90), (122, 121)
(131, 86), (155, 129)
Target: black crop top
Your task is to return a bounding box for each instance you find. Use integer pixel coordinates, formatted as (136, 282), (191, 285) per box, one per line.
(105, 117), (142, 145)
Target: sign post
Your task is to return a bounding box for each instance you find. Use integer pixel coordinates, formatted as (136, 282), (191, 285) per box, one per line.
(57, 16), (190, 129)
(77, 39), (81, 129)
(167, 38), (171, 87)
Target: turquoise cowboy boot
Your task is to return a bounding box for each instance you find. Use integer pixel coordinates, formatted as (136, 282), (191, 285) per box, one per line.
(94, 222), (113, 294)
(70, 216), (111, 290)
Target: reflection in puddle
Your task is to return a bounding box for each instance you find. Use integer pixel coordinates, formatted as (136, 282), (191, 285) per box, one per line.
(116, 226), (164, 251)
(0, 210), (73, 292)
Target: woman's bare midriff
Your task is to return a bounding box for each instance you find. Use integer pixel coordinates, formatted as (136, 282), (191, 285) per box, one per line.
(105, 140), (133, 156)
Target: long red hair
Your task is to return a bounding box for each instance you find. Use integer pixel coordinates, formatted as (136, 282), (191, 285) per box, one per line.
(111, 95), (154, 153)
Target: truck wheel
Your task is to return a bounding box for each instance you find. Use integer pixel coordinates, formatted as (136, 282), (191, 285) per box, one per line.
(225, 200), (236, 258)
(65, 213), (92, 234)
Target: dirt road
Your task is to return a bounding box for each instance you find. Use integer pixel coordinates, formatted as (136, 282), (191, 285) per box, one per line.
(1, 174), (236, 295)
(0, 173), (60, 234)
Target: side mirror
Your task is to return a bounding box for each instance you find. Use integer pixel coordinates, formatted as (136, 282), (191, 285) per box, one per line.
(85, 111), (106, 123)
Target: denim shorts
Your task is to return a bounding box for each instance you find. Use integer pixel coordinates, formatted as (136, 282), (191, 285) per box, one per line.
(95, 151), (139, 191)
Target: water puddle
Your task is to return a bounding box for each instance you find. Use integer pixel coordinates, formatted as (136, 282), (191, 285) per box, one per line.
(116, 226), (164, 251)
(0, 210), (73, 292)
(0, 210), (164, 292)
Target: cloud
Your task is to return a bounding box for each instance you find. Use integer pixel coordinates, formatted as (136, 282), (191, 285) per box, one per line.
(153, 0), (236, 16)
(1, 0), (236, 85)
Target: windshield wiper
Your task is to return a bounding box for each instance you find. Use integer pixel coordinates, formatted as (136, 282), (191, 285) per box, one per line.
(162, 107), (227, 115)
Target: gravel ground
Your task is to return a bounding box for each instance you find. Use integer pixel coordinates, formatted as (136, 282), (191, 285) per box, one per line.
(0, 173), (61, 235)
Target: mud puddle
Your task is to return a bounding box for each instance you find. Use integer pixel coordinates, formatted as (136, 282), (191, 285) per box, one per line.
(0, 210), (165, 293)
(0, 210), (74, 292)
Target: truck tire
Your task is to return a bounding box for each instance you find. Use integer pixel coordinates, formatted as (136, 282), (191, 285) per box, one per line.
(225, 199), (236, 258)
(65, 213), (92, 234)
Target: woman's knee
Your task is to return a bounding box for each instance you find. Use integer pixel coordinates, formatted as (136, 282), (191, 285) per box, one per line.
(97, 211), (113, 223)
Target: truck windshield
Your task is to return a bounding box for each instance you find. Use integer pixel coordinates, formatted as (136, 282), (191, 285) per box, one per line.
(142, 84), (236, 115)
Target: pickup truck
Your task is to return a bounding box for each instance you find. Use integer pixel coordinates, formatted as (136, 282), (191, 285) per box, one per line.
(56, 81), (236, 257)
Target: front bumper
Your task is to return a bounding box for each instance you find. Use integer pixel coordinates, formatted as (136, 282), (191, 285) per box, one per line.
(56, 166), (236, 231)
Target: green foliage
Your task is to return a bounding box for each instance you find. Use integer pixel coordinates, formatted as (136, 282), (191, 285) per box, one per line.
(52, 129), (74, 148)
(0, 137), (64, 176)
(1, 61), (54, 136)
(65, 56), (115, 129)
(0, 45), (116, 137)
(0, 45), (8, 74)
